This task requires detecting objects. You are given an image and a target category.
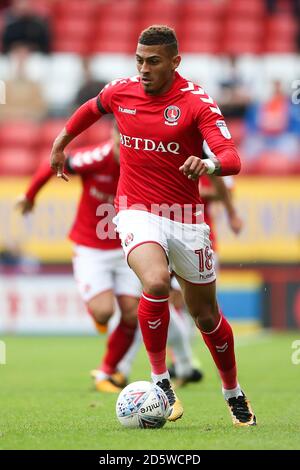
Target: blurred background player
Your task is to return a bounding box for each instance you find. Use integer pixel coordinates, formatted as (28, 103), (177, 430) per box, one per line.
(16, 125), (141, 393)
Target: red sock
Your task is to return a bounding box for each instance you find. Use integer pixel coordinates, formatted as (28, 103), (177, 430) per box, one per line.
(138, 292), (170, 375)
(200, 313), (238, 390)
(101, 319), (136, 375)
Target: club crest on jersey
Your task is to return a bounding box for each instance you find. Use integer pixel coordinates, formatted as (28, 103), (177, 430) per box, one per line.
(216, 120), (231, 139)
(164, 106), (181, 126)
(124, 233), (134, 247)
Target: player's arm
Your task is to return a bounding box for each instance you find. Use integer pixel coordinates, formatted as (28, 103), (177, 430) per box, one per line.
(209, 175), (243, 235)
(15, 158), (55, 214)
(180, 96), (241, 180)
(50, 96), (107, 179)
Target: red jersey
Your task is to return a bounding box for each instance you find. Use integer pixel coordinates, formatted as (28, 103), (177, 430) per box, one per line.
(26, 140), (121, 250)
(67, 141), (120, 249)
(97, 72), (240, 220)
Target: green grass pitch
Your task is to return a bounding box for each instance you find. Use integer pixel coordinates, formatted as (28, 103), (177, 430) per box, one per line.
(0, 332), (300, 450)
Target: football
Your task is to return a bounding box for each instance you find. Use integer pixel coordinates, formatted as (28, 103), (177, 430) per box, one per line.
(116, 381), (170, 429)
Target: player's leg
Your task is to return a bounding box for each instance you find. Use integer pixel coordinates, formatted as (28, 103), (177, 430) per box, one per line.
(87, 290), (114, 333)
(109, 259), (143, 385)
(168, 278), (203, 386)
(98, 294), (138, 388)
(169, 217), (256, 426)
(128, 243), (183, 421)
(128, 242), (171, 377)
(72, 244), (114, 333)
(114, 210), (183, 421)
(116, 327), (142, 385)
(73, 245), (127, 392)
(90, 249), (140, 392)
(177, 277), (256, 426)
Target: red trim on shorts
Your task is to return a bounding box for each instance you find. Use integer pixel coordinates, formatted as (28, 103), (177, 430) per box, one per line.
(126, 241), (168, 267)
(175, 273), (216, 286)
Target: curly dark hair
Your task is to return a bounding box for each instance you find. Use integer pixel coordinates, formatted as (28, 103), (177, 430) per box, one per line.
(138, 25), (178, 55)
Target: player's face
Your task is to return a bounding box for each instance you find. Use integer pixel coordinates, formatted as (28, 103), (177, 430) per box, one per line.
(136, 44), (181, 95)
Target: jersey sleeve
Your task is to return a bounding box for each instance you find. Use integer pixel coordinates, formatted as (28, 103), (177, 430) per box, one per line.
(97, 78), (129, 114)
(25, 159), (54, 201)
(66, 142), (114, 175)
(65, 98), (102, 136)
(193, 92), (241, 175)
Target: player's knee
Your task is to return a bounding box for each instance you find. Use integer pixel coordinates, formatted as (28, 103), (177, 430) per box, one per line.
(89, 306), (113, 325)
(191, 303), (219, 332)
(143, 271), (170, 297)
(120, 307), (138, 327)
(118, 296), (138, 326)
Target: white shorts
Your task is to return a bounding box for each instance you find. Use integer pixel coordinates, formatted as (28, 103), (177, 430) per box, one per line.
(72, 244), (142, 303)
(171, 276), (181, 291)
(114, 210), (216, 285)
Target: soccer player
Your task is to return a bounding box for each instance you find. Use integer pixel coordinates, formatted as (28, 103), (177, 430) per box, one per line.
(16, 126), (141, 393)
(50, 25), (256, 426)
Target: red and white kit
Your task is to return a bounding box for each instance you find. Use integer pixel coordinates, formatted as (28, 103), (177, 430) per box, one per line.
(65, 72), (240, 284)
(26, 140), (141, 302)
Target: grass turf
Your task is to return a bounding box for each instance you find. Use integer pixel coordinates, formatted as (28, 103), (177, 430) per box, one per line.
(0, 332), (299, 450)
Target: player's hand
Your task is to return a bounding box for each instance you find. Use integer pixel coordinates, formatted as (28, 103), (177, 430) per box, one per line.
(179, 156), (208, 180)
(228, 212), (243, 235)
(15, 194), (34, 215)
(50, 149), (69, 181)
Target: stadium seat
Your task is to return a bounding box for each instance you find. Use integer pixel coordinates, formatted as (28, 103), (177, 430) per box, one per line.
(180, 37), (220, 54)
(0, 148), (37, 176)
(265, 14), (297, 53)
(179, 16), (221, 53)
(47, 54), (84, 81)
(53, 0), (97, 19)
(91, 37), (137, 54)
(265, 39), (297, 54)
(266, 14), (298, 36)
(226, 0), (265, 17)
(181, 0), (224, 18)
(179, 54), (221, 96)
(90, 54), (136, 82)
(96, 17), (138, 37)
(38, 120), (69, 148)
(139, 0), (178, 29)
(222, 37), (262, 55)
(0, 122), (39, 149)
(179, 17), (220, 39)
(262, 54), (298, 83)
(52, 37), (90, 55)
(226, 119), (245, 146)
(29, 0), (54, 17)
(52, 17), (93, 42)
(41, 54), (84, 109)
(38, 119), (88, 153)
(224, 18), (263, 41)
(139, 14), (178, 32)
(99, 0), (140, 19)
